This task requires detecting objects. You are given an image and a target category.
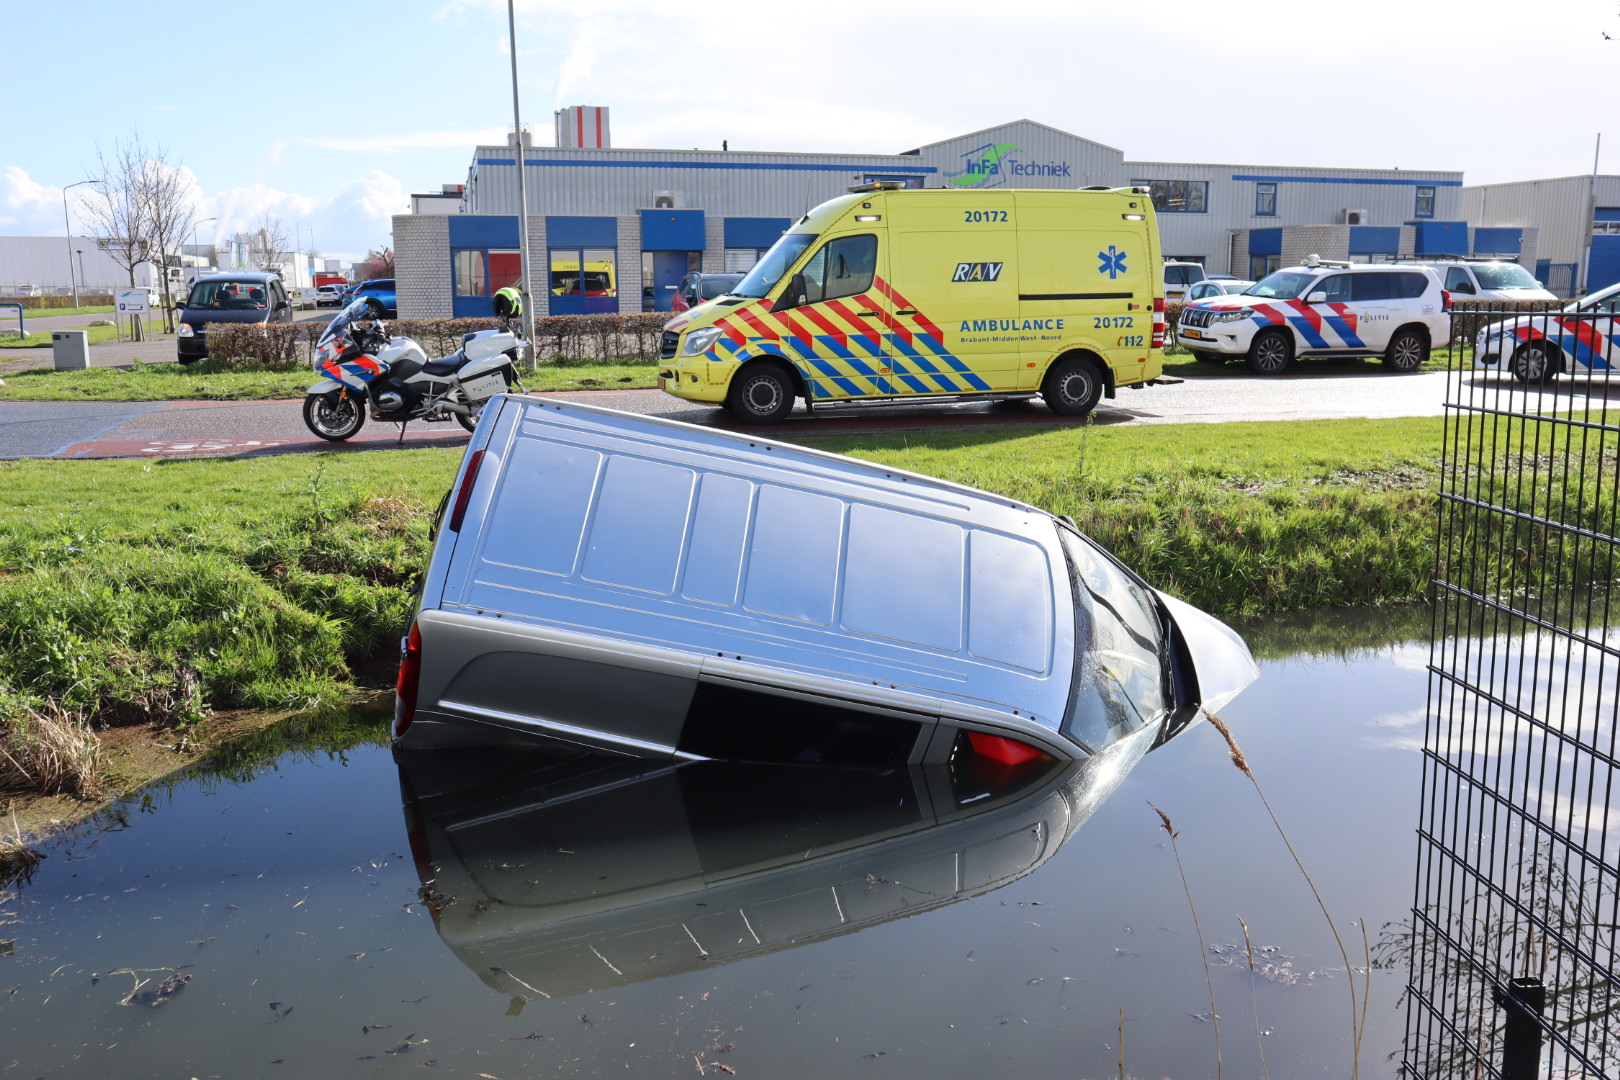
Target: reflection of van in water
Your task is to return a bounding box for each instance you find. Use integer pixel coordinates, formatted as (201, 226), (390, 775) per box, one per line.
(550, 260), (616, 297)
(657, 184), (1168, 424)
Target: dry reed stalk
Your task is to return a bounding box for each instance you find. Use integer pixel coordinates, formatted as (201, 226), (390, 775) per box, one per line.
(1151, 802), (1222, 1080)
(1118, 1006), (1125, 1080)
(0, 809), (45, 888)
(0, 702), (104, 799)
(1201, 706), (1363, 1078)
(1239, 916), (1269, 1080)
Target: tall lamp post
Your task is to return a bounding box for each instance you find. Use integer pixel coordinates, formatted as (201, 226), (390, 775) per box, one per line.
(507, 0), (537, 368)
(191, 217), (218, 279)
(62, 178), (104, 309)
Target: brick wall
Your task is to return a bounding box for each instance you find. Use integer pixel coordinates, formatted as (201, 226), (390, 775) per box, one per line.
(393, 215), (451, 319)
(704, 216), (726, 273)
(523, 217), (547, 317)
(617, 215), (641, 314)
(1280, 225), (1349, 267)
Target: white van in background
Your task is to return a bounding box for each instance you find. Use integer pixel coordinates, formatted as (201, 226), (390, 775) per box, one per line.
(1414, 258), (1556, 302)
(1163, 260), (1207, 302)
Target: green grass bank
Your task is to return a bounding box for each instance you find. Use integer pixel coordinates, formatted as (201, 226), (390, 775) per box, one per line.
(2, 412), (1612, 803)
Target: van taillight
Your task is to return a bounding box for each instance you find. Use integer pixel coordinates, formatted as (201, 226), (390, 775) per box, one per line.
(395, 621), (422, 738)
(967, 731), (1044, 766)
(1151, 296), (1166, 349)
(1442, 289), (1453, 312)
(448, 449), (486, 533)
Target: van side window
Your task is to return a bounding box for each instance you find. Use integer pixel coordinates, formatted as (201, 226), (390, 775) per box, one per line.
(801, 235), (877, 304)
(1445, 267), (1476, 293)
(1349, 274), (1393, 302)
(1314, 275), (1352, 303)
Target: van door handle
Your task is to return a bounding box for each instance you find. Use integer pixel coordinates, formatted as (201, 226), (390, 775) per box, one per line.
(856, 310), (882, 317)
(895, 309), (917, 315)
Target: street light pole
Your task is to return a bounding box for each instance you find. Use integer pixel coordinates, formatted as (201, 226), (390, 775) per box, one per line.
(62, 178), (103, 309)
(191, 217), (218, 283)
(507, 0), (537, 369)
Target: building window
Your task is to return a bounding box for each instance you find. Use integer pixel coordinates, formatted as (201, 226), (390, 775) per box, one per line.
(1414, 186), (1436, 219)
(1132, 179), (1207, 214)
(453, 248), (521, 298)
(1249, 254), (1280, 280)
(549, 247), (617, 314)
(1255, 182), (1276, 217)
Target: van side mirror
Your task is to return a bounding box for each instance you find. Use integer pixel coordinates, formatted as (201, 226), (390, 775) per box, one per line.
(776, 272), (808, 311)
(1306, 291), (1328, 304)
(1454, 282), (1477, 294)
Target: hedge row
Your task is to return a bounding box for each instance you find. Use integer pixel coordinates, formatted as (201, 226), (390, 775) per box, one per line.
(2, 294), (116, 309)
(202, 312), (671, 370)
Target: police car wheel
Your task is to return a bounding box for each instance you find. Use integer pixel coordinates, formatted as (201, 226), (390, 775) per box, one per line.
(1247, 329), (1293, 375)
(727, 362), (794, 425)
(1383, 329), (1429, 372)
(1041, 356), (1104, 416)
(302, 393), (365, 441)
(1510, 342), (1559, 384)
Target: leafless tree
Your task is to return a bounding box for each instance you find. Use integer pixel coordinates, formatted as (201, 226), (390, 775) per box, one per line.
(250, 213), (291, 275)
(79, 134), (195, 338)
(360, 247), (395, 280)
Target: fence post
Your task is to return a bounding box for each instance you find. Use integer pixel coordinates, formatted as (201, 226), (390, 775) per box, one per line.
(1493, 977), (1546, 1080)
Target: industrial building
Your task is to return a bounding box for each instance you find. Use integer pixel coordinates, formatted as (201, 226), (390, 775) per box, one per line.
(392, 109), (1576, 320)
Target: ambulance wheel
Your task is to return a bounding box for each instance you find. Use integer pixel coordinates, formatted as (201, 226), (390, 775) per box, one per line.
(1510, 341), (1560, 384)
(1247, 329), (1294, 375)
(1191, 350), (1225, 364)
(302, 393), (365, 441)
(727, 361), (795, 425)
(1041, 355), (1104, 417)
(1383, 328), (1429, 372)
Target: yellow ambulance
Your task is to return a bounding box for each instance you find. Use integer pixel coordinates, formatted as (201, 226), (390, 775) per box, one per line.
(657, 183), (1166, 424)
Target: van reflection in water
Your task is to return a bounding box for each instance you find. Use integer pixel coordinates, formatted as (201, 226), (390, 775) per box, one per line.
(399, 726), (1156, 1001)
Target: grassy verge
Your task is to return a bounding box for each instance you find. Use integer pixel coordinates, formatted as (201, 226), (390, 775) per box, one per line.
(0, 360), (661, 401)
(1160, 342), (1473, 377)
(0, 316), (169, 350)
(0, 304), (116, 320)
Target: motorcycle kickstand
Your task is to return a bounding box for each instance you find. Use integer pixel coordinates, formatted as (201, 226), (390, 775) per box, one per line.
(396, 421), (408, 445)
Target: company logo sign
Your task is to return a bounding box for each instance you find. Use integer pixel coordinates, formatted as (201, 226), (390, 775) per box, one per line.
(952, 262), (1004, 282)
(948, 143), (1073, 189)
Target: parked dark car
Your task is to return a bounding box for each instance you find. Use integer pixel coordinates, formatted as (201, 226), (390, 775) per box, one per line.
(175, 272), (294, 363)
(671, 272), (744, 313)
(350, 278), (397, 318)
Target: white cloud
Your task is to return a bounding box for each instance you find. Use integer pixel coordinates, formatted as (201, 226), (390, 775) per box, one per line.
(269, 129), (509, 165)
(0, 166), (70, 232)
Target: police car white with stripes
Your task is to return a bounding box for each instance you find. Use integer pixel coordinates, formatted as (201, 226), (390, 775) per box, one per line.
(1473, 280), (1620, 383)
(1176, 258), (1451, 375)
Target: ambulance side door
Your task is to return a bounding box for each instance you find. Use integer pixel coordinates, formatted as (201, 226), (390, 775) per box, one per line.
(779, 233), (893, 401)
(885, 205), (1021, 393)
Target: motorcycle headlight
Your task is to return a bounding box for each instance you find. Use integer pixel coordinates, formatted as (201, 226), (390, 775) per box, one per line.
(177, 323), (195, 338)
(681, 327), (725, 357)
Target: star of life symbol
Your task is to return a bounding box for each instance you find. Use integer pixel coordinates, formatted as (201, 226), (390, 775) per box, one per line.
(1098, 245), (1127, 279)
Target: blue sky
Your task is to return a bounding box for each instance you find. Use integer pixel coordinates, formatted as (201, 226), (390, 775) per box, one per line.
(4, 0), (1617, 262)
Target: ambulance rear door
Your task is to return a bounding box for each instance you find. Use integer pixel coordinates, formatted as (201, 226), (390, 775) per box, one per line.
(883, 192), (1019, 393)
(1015, 191), (1153, 389)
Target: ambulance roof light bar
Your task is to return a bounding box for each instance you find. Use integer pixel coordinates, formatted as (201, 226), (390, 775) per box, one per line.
(847, 181), (909, 193)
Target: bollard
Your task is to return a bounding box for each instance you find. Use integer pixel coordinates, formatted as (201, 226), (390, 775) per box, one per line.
(51, 330), (89, 371)
(1493, 976), (1546, 1080)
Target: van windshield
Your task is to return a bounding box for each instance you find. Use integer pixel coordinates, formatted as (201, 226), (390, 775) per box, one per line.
(730, 233), (817, 298)
(1248, 271), (1318, 300)
(1058, 528), (1169, 753)
(186, 279), (270, 310)
(1472, 263), (1541, 290)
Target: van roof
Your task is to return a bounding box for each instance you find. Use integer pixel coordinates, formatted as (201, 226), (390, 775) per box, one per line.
(440, 396), (1078, 731)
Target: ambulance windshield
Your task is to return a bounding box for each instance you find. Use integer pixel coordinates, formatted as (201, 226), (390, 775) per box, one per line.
(1248, 271), (1318, 300)
(731, 233), (817, 298)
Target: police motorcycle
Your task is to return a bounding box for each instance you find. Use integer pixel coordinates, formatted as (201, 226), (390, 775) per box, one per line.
(302, 291), (529, 442)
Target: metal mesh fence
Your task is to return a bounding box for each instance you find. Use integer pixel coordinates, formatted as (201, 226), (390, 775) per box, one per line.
(1409, 306), (1620, 1077)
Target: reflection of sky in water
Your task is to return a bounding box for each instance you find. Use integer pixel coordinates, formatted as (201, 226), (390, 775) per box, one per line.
(0, 609), (1539, 1078)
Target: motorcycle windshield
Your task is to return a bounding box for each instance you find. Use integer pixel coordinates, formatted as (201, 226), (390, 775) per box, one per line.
(318, 299), (374, 350)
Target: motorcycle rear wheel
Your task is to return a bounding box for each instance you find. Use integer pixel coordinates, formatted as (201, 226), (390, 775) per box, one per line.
(303, 393), (365, 441)
(456, 365), (519, 433)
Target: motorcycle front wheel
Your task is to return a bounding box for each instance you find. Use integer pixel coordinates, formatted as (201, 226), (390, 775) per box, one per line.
(303, 393), (366, 441)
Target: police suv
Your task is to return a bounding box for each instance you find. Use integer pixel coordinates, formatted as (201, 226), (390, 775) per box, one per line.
(1474, 280), (1620, 383)
(1176, 258), (1451, 375)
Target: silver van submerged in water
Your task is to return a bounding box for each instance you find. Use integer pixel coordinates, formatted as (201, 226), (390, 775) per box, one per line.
(395, 397), (1256, 765)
